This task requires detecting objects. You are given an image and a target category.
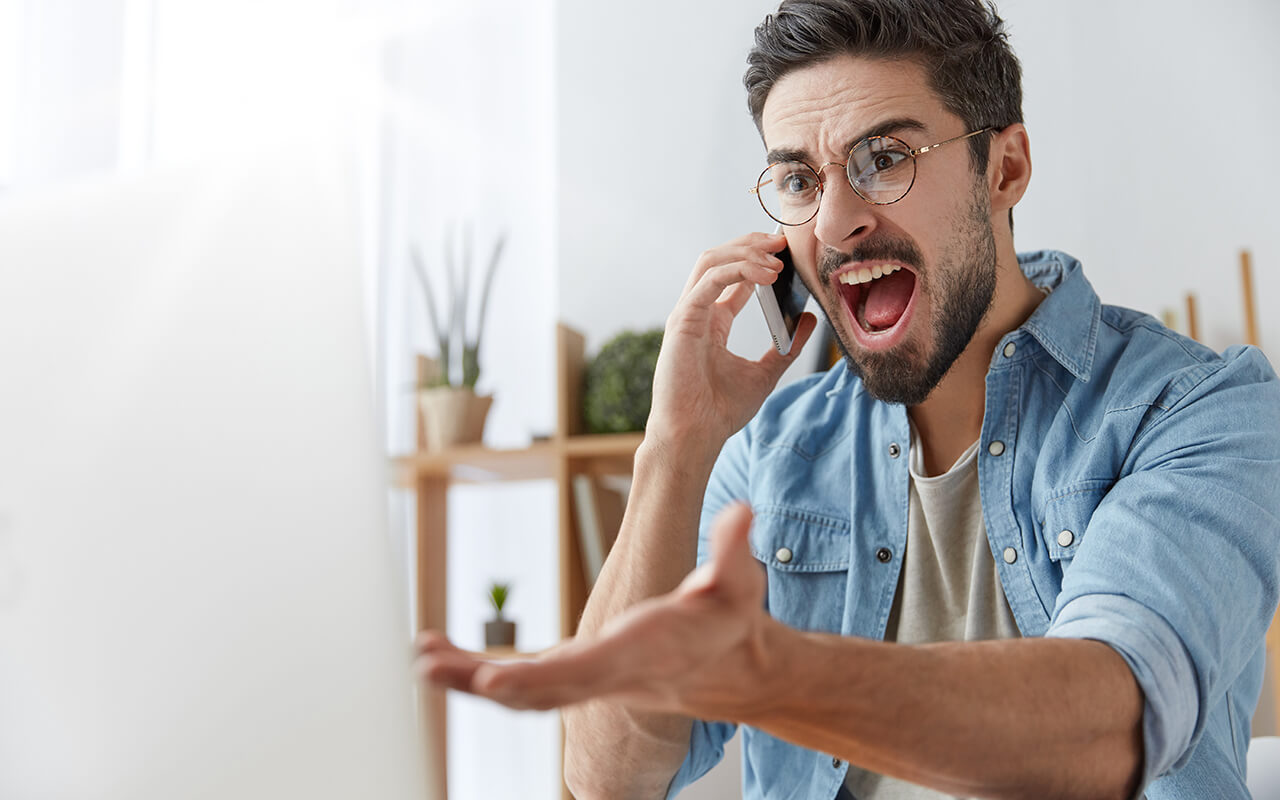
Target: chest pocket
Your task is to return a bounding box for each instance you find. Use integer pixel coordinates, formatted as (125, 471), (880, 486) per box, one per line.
(749, 507), (850, 634)
(1039, 480), (1110, 563)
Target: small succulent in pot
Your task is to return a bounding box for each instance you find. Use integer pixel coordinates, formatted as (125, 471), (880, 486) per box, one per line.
(484, 581), (516, 648)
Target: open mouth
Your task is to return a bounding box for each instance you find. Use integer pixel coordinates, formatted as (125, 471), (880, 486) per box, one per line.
(835, 263), (919, 340)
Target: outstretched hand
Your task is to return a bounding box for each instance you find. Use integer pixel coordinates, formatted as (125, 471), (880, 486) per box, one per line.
(415, 503), (783, 721)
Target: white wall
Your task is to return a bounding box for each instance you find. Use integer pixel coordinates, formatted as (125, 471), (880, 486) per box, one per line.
(1002, 0), (1280, 353)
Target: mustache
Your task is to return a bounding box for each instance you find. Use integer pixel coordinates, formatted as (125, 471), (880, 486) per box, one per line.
(817, 236), (925, 282)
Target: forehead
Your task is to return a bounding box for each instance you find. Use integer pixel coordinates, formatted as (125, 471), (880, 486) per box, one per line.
(760, 55), (949, 156)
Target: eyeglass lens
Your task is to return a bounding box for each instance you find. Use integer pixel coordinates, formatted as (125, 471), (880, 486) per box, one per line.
(755, 136), (918, 225)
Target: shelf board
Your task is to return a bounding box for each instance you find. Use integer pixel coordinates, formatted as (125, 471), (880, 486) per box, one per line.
(393, 442), (557, 485)
(474, 645), (547, 661)
(392, 432), (644, 486)
(563, 432), (644, 458)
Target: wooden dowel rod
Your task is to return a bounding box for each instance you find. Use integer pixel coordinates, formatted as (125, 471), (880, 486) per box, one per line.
(1242, 250), (1259, 347)
(1185, 293), (1200, 341)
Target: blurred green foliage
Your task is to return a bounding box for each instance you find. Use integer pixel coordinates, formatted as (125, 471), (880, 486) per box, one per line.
(583, 329), (663, 434)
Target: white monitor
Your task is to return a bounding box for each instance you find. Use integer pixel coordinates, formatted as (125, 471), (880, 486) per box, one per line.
(0, 142), (427, 799)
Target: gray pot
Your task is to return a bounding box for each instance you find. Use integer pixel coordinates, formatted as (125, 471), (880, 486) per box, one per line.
(484, 619), (516, 648)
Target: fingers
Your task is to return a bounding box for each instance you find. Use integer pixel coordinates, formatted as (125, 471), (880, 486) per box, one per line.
(468, 636), (627, 711)
(413, 631), (487, 693)
(677, 502), (765, 609)
(414, 629), (458, 655)
(708, 502), (754, 564)
(456, 593), (700, 711)
(705, 503), (766, 604)
(684, 259), (780, 311)
(418, 648), (487, 693)
(411, 628), (629, 710)
(719, 280), (758, 316)
(681, 231), (784, 296)
(679, 232), (787, 302)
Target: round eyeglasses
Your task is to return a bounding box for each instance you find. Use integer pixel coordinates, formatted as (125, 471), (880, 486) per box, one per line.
(751, 128), (993, 226)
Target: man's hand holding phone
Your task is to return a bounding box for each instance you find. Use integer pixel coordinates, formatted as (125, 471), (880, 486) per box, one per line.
(645, 230), (816, 468)
(755, 224), (812, 356)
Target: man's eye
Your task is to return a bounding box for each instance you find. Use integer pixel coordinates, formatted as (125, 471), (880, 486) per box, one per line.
(854, 148), (910, 184)
(780, 172), (817, 195)
(873, 152), (903, 171)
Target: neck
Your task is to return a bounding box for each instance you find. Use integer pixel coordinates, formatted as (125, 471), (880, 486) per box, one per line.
(908, 242), (1042, 477)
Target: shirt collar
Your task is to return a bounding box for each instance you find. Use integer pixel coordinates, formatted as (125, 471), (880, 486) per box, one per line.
(1016, 250), (1100, 383)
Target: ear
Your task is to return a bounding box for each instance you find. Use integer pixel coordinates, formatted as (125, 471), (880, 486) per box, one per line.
(987, 123), (1032, 217)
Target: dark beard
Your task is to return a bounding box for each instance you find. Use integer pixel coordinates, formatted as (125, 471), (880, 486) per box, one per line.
(817, 193), (997, 405)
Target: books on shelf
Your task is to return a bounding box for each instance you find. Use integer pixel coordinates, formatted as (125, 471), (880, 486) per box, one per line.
(572, 474), (628, 588)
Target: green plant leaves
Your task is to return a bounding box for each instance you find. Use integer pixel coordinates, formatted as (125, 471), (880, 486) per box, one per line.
(583, 329), (663, 434)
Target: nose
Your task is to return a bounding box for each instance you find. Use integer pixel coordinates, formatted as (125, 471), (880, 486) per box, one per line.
(812, 166), (878, 252)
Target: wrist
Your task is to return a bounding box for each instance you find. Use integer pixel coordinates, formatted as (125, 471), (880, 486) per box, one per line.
(738, 620), (836, 728)
(635, 431), (723, 481)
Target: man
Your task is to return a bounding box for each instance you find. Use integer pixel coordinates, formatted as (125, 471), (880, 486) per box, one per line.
(417, 1), (1280, 797)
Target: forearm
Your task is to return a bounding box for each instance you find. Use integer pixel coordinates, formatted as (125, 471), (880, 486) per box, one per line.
(564, 436), (720, 798)
(750, 630), (1144, 800)
(576, 437), (718, 635)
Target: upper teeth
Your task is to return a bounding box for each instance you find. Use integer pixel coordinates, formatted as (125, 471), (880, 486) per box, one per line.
(839, 264), (903, 285)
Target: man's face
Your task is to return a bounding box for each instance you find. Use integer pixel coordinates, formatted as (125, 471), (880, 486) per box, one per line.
(760, 55), (997, 405)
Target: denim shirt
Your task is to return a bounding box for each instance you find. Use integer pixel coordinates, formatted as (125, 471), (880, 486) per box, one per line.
(666, 251), (1280, 799)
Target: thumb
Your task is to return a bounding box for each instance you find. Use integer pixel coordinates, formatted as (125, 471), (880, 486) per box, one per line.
(696, 502), (765, 605)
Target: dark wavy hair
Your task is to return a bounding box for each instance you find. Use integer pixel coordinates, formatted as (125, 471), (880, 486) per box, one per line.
(744, 0), (1023, 174)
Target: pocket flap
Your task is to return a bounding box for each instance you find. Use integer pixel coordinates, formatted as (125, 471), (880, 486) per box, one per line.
(1041, 482), (1109, 561)
(749, 506), (850, 572)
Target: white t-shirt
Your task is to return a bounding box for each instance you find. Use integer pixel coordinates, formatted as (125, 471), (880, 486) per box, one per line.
(843, 427), (1021, 800)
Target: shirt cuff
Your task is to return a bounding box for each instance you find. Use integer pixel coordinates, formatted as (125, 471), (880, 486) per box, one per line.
(664, 719), (737, 798)
(1046, 593), (1199, 790)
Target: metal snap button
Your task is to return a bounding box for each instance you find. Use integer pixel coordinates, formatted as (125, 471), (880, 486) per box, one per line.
(1057, 530), (1075, 547)
(988, 440), (1006, 457)
(832, 757), (842, 768)
(1002, 547), (1018, 564)
(775, 547), (793, 564)
(1003, 341), (1016, 358)
(876, 547), (892, 563)
(888, 442), (901, 458)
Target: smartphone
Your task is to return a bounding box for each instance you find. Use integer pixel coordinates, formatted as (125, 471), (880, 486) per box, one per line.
(754, 225), (811, 355)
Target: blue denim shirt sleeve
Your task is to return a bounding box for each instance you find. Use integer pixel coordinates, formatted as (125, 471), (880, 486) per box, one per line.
(664, 427), (751, 798)
(1044, 345), (1280, 787)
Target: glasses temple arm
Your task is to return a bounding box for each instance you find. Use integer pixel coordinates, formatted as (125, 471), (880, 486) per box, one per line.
(912, 127), (995, 156)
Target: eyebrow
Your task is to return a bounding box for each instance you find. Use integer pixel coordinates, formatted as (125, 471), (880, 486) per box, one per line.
(765, 116), (930, 164)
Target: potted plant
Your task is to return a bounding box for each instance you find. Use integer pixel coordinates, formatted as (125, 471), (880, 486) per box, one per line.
(412, 224), (505, 451)
(484, 581), (516, 648)
(584, 328), (663, 433)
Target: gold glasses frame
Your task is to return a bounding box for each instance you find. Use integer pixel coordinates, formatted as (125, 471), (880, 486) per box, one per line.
(750, 127), (995, 226)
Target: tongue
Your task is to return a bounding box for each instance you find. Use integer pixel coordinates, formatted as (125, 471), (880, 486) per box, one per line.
(863, 270), (915, 330)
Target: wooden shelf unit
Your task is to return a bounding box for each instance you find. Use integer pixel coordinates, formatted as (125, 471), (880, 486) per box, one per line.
(394, 323), (642, 800)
